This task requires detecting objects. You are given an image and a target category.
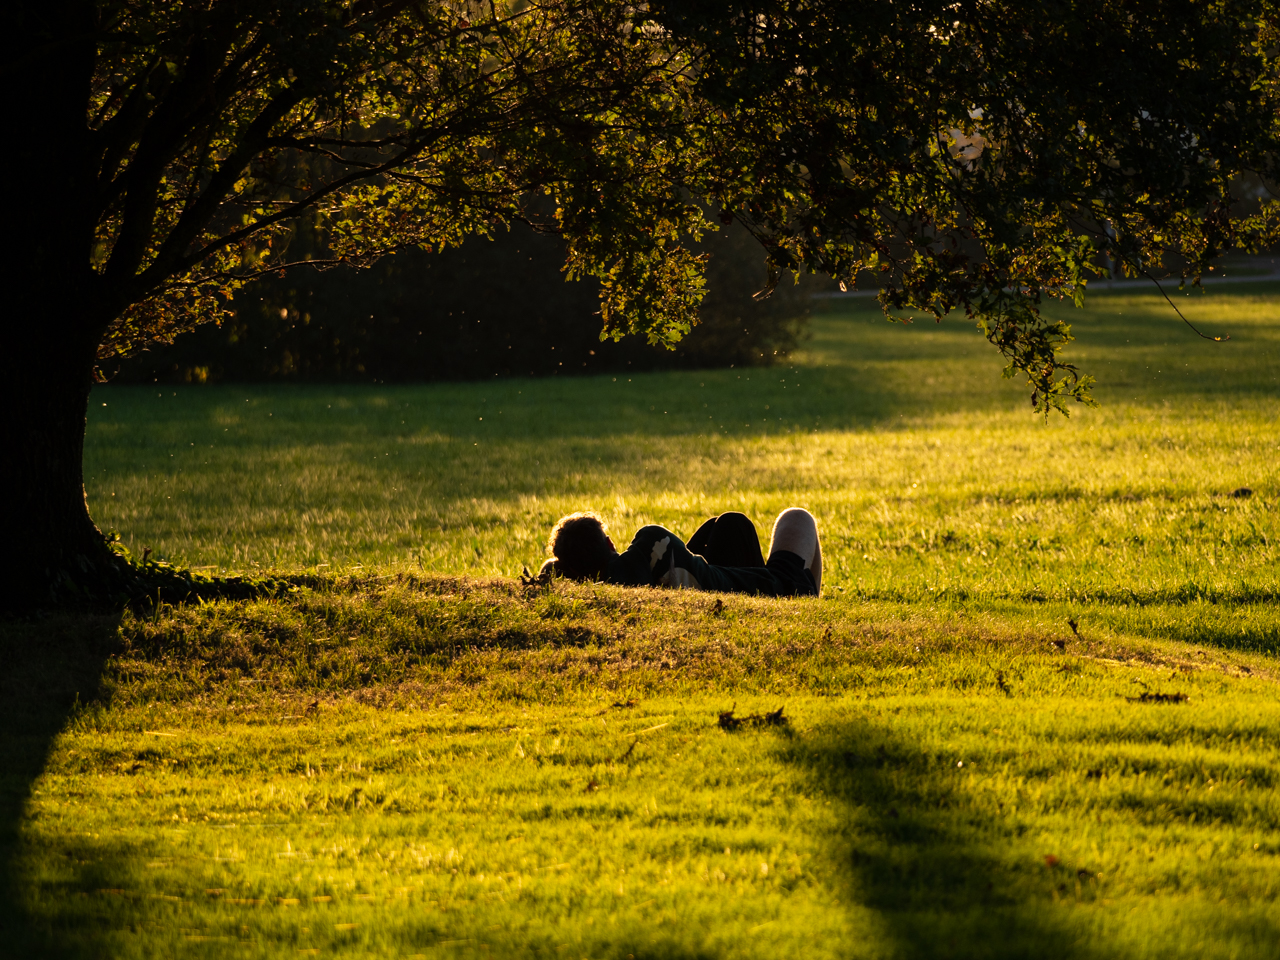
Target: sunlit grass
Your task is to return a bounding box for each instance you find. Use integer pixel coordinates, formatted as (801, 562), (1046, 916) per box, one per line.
(86, 283), (1280, 608)
(5, 581), (1280, 959)
(3, 282), (1279, 958)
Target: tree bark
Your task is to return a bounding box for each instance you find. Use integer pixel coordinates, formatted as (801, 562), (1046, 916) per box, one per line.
(1, 1), (130, 609)
(0, 323), (130, 610)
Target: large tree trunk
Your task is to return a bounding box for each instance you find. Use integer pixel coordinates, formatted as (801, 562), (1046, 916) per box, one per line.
(1, 1), (130, 610)
(0, 326), (130, 611)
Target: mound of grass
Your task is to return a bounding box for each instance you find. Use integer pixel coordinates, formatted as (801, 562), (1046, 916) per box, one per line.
(3, 578), (1278, 959)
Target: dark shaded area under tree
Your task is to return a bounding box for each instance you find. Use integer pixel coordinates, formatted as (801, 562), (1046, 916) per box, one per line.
(112, 222), (812, 384)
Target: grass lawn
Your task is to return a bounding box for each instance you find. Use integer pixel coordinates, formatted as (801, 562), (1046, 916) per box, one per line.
(3, 282), (1279, 958)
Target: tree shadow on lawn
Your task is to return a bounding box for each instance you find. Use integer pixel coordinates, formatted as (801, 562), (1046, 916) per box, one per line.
(0, 613), (120, 958)
(785, 715), (1112, 960)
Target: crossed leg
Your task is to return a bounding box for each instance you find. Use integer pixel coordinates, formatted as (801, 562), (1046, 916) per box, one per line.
(767, 507), (822, 594)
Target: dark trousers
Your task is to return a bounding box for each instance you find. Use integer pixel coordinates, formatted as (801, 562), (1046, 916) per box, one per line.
(687, 512), (766, 568)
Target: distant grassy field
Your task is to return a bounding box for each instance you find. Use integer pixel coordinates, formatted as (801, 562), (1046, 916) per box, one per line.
(3, 282), (1279, 959)
(85, 283), (1280, 613)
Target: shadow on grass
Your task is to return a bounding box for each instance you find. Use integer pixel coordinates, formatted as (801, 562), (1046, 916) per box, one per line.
(0, 613), (119, 958)
(786, 716), (1108, 960)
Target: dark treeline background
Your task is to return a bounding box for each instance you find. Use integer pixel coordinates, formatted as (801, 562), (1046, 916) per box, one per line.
(112, 221), (814, 384)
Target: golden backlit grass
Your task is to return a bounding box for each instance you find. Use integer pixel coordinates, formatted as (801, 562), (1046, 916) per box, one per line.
(84, 284), (1279, 613)
(2, 282), (1278, 958)
(3, 579), (1279, 959)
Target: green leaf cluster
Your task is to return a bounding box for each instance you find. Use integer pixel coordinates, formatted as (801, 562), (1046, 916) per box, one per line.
(77, 0), (1280, 411)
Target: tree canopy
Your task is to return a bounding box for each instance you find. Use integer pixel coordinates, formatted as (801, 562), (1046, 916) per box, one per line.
(6, 0), (1280, 605)
(61, 0), (1280, 407)
(83, 0), (719, 358)
(662, 0), (1280, 410)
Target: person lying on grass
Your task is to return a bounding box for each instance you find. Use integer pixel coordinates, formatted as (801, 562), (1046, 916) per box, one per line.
(539, 509), (822, 597)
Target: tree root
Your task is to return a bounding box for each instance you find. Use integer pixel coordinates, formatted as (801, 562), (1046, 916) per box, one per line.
(8, 534), (289, 615)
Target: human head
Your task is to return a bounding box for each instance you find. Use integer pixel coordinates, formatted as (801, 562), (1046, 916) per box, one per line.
(547, 512), (616, 580)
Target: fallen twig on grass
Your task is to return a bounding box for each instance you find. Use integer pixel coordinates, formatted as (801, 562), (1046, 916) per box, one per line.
(614, 720), (668, 760)
(1126, 692), (1189, 704)
(718, 705), (787, 731)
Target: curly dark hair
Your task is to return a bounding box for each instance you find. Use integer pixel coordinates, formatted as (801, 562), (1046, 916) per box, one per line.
(547, 512), (615, 580)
